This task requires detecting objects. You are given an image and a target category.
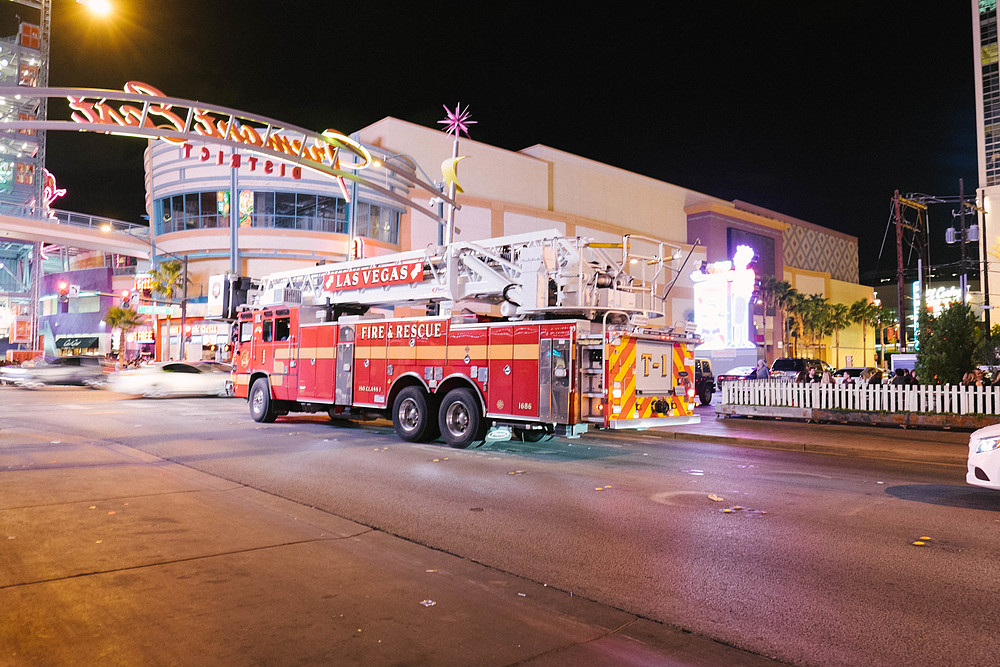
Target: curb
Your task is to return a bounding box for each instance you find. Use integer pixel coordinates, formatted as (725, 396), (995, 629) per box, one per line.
(658, 430), (967, 467)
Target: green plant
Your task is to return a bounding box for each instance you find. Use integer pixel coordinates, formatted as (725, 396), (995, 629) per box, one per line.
(915, 303), (981, 385)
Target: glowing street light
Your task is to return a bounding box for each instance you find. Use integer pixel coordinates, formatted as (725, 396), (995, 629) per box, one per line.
(76, 0), (112, 16)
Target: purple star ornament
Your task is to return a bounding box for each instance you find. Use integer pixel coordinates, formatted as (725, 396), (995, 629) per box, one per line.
(439, 103), (476, 138)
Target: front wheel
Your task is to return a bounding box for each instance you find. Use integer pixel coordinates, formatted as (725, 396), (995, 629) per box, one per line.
(249, 378), (277, 423)
(438, 388), (486, 449)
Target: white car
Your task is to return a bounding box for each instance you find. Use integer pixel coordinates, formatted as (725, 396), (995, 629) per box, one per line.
(109, 361), (232, 398)
(968, 423), (1000, 490)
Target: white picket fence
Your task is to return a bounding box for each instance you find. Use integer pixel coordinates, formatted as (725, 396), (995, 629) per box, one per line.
(720, 380), (1000, 416)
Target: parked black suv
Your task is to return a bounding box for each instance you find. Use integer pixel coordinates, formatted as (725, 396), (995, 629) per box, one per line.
(769, 357), (832, 382)
(694, 358), (715, 405)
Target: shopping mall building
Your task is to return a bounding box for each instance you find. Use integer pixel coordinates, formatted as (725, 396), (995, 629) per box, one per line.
(136, 116), (872, 368)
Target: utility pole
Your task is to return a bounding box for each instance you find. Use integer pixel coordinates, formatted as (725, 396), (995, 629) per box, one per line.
(960, 178), (968, 304)
(893, 190), (907, 352)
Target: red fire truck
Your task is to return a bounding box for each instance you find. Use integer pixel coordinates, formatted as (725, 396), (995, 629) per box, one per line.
(232, 230), (702, 448)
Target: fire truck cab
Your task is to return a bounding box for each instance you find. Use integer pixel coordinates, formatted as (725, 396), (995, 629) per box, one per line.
(232, 230), (702, 448)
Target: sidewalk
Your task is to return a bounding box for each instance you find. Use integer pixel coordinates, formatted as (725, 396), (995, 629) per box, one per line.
(658, 405), (973, 466)
(0, 428), (776, 666)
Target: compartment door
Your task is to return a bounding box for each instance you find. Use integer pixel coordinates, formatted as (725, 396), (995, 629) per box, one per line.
(487, 327), (513, 415)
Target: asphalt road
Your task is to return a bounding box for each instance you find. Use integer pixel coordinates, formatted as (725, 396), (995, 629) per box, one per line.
(4, 388), (999, 666)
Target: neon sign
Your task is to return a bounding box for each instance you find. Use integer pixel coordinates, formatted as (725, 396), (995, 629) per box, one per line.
(66, 81), (373, 200)
(690, 245), (756, 350)
(42, 169), (66, 212)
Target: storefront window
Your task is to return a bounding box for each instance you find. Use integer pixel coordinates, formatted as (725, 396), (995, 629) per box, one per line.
(153, 190), (367, 236)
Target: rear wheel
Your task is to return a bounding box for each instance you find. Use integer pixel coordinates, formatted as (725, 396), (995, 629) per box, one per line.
(392, 386), (438, 442)
(249, 378), (277, 423)
(438, 388), (487, 449)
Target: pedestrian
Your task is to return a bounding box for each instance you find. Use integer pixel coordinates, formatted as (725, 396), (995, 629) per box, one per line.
(891, 368), (908, 386)
(842, 373), (855, 386)
(754, 359), (769, 380)
(806, 367), (819, 383)
(961, 371), (976, 387)
(909, 369), (919, 385)
(795, 369), (808, 383)
(820, 370), (834, 384)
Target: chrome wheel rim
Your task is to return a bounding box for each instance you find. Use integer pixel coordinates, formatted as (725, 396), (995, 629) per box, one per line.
(445, 401), (470, 436)
(398, 397), (420, 432)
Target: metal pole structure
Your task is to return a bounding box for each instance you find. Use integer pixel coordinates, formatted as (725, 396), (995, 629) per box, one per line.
(179, 255), (188, 360)
(230, 163), (239, 275)
(893, 190), (907, 352)
(443, 137), (458, 246)
(28, 0), (52, 354)
(980, 187), (991, 335)
(960, 178), (968, 304)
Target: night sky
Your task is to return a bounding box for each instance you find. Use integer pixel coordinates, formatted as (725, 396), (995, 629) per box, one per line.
(3, 1), (980, 279)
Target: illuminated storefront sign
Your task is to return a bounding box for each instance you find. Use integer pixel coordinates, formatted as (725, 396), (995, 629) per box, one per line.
(134, 273), (153, 292)
(168, 322), (229, 337)
(183, 144), (302, 180)
(690, 245), (756, 350)
(913, 282), (963, 314)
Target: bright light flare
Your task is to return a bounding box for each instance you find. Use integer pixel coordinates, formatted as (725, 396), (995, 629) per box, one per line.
(78, 0), (113, 16)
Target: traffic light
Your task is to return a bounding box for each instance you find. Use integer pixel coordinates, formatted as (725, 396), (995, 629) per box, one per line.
(57, 280), (69, 302)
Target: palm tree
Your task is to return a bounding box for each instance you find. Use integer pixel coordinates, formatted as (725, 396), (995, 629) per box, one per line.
(148, 259), (186, 360)
(800, 294), (830, 357)
(827, 302), (851, 368)
(758, 276), (792, 360)
(783, 289), (805, 356)
(103, 305), (145, 360)
(849, 299), (881, 367)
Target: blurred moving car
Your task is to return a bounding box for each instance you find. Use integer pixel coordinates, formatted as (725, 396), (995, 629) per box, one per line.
(0, 360), (35, 385)
(832, 366), (883, 385)
(968, 423), (1000, 490)
(108, 361), (232, 397)
(716, 366), (759, 386)
(14, 355), (107, 388)
(694, 358), (715, 405)
(769, 357), (832, 381)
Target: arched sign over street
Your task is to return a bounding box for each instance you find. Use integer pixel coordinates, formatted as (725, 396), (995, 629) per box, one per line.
(0, 82), (457, 225)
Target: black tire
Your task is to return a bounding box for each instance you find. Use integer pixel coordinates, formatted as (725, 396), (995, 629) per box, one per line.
(514, 427), (554, 443)
(392, 386), (438, 442)
(699, 387), (713, 405)
(249, 377), (277, 423)
(438, 388), (487, 449)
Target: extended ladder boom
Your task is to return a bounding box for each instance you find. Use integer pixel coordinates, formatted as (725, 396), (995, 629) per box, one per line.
(253, 229), (692, 321)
